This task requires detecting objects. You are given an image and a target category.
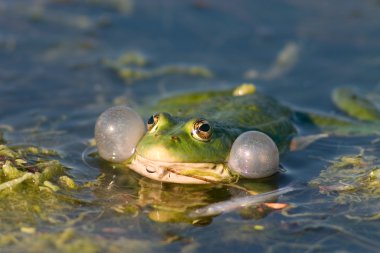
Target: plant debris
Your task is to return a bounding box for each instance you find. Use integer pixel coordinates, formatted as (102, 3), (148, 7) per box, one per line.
(103, 52), (213, 84)
(309, 151), (380, 204)
(0, 144), (76, 191)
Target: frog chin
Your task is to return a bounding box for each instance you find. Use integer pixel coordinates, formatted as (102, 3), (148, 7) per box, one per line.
(128, 153), (235, 184)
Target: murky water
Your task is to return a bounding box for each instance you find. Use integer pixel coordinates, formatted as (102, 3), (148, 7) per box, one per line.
(1, 0), (380, 252)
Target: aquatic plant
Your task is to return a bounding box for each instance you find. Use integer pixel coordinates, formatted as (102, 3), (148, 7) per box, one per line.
(310, 151), (380, 204)
(102, 52), (213, 84)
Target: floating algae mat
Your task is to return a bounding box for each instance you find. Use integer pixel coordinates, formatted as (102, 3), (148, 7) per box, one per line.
(0, 145), (71, 191)
(310, 151), (380, 217)
(102, 51), (213, 84)
(0, 143), (76, 228)
(0, 137), (159, 253)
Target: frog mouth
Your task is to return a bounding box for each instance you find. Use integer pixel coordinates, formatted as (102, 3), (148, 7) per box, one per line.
(128, 154), (236, 184)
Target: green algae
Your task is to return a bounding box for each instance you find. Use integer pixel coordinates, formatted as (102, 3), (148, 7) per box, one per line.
(113, 52), (150, 67)
(0, 141), (85, 231)
(0, 140), (137, 252)
(103, 52), (213, 84)
(58, 175), (78, 190)
(116, 65), (213, 83)
(309, 151), (380, 204)
(0, 144), (70, 191)
(0, 228), (159, 253)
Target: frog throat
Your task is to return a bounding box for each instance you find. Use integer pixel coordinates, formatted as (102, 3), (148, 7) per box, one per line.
(127, 154), (237, 184)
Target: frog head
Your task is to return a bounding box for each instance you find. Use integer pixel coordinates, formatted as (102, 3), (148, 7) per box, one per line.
(136, 112), (237, 163)
(130, 112), (240, 184)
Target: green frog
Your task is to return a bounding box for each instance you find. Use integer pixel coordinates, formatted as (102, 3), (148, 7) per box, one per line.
(95, 84), (380, 185)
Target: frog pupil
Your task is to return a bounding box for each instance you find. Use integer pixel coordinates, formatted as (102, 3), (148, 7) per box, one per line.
(147, 116), (154, 125)
(199, 123), (210, 132)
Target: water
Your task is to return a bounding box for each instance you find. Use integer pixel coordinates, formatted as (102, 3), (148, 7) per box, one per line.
(1, 0), (380, 252)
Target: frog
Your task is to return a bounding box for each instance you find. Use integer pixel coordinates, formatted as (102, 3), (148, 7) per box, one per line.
(95, 84), (380, 185)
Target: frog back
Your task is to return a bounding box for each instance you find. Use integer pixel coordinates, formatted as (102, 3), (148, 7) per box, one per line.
(147, 88), (297, 152)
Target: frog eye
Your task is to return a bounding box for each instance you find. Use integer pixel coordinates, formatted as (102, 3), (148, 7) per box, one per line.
(147, 113), (159, 131)
(192, 119), (212, 141)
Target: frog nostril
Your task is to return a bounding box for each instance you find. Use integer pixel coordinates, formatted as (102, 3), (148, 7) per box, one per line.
(171, 136), (180, 142)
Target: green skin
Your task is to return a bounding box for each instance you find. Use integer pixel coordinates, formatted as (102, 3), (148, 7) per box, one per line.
(127, 85), (380, 184)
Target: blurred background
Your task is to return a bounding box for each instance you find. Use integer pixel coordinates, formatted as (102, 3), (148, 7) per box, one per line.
(2, 0), (380, 124)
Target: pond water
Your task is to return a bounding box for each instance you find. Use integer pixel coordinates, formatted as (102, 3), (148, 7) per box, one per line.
(1, 0), (380, 252)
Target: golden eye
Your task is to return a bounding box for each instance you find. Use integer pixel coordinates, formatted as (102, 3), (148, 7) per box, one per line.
(192, 119), (212, 141)
(147, 113), (159, 131)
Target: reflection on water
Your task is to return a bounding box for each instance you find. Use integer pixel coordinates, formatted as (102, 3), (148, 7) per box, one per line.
(1, 0), (380, 252)
(93, 159), (280, 225)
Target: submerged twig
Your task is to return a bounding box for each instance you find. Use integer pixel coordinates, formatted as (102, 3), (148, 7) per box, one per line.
(189, 185), (297, 217)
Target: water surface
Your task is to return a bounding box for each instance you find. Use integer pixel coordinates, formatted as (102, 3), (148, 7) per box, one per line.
(1, 0), (380, 252)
